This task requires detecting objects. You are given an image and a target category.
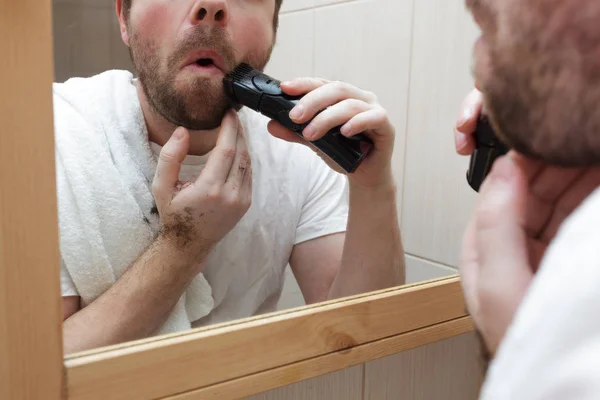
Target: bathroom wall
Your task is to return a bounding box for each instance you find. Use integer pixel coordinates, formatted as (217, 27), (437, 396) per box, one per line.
(246, 332), (483, 400)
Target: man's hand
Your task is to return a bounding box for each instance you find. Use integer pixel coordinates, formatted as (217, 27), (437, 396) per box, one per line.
(267, 78), (395, 189)
(460, 151), (600, 355)
(454, 88), (483, 155)
(153, 109), (252, 265)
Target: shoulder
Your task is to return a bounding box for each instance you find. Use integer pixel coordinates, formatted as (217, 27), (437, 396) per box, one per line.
(52, 70), (139, 126)
(53, 70), (135, 99)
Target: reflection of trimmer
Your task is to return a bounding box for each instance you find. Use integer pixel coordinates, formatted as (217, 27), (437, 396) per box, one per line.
(223, 63), (373, 174)
(466, 115), (509, 192)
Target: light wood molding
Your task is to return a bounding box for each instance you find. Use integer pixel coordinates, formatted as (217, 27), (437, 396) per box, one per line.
(165, 317), (474, 400)
(0, 0), (64, 399)
(65, 277), (467, 400)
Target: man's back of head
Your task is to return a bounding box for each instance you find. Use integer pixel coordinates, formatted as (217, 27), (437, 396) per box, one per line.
(468, 0), (600, 166)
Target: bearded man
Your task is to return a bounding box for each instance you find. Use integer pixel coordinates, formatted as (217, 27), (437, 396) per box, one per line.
(55, 0), (405, 354)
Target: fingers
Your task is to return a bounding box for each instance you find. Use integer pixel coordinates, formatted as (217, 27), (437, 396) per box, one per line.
(475, 156), (534, 350)
(288, 81), (377, 126)
(522, 165), (585, 237)
(224, 122), (252, 192)
(267, 120), (307, 146)
(280, 77), (330, 96)
(476, 157), (531, 282)
(240, 158), (253, 206)
(152, 127), (190, 205)
(527, 237), (547, 272)
(510, 152), (544, 181)
(530, 166), (584, 203)
(300, 99), (372, 141)
(200, 109), (240, 184)
(458, 213), (480, 316)
(455, 88), (483, 155)
(540, 166), (600, 241)
(266, 120), (346, 174)
(340, 106), (392, 140)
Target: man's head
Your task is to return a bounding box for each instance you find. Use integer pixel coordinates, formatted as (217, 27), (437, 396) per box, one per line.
(117, 0), (283, 130)
(467, 0), (600, 166)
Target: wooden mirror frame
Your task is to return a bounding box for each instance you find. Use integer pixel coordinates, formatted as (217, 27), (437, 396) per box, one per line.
(0, 1), (472, 399)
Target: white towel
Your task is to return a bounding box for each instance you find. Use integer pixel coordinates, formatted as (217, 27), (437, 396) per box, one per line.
(52, 71), (214, 336)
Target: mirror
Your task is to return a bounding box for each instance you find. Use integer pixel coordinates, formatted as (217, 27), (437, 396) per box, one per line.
(53, 0), (469, 358)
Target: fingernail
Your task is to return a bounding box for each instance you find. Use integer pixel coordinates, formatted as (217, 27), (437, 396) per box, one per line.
(303, 124), (316, 139)
(457, 106), (475, 128)
(455, 131), (467, 150)
(174, 128), (184, 140)
(289, 104), (304, 121)
(341, 123), (352, 136)
(281, 80), (292, 86)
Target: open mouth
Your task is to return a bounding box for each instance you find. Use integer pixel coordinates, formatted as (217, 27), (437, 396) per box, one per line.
(196, 58), (215, 67)
(183, 50), (225, 75)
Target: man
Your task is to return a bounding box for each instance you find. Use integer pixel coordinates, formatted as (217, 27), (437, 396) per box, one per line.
(56, 0), (404, 354)
(455, 0), (600, 397)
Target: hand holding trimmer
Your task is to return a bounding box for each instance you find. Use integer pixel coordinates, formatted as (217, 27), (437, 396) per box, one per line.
(466, 115), (509, 192)
(223, 63), (373, 174)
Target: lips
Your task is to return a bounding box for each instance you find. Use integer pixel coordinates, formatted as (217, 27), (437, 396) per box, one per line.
(183, 50), (227, 73)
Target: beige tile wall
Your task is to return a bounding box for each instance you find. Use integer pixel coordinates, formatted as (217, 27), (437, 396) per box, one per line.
(401, 0), (481, 267)
(246, 332), (483, 400)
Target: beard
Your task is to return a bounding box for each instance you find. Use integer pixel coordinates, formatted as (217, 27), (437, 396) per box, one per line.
(476, 15), (600, 167)
(129, 25), (273, 130)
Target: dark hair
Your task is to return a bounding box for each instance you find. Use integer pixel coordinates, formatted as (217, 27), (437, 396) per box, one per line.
(122, 0), (283, 29)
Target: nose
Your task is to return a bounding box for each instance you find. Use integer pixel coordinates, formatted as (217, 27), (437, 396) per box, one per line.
(189, 0), (229, 27)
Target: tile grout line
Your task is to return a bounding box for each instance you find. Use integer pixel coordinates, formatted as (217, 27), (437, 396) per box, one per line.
(405, 253), (458, 270)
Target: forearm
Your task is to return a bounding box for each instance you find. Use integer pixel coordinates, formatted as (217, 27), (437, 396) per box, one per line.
(63, 236), (202, 354)
(329, 176), (405, 299)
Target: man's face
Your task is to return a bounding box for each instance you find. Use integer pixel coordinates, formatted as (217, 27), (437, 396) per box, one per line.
(122, 0), (276, 130)
(467, 0), (600, 166)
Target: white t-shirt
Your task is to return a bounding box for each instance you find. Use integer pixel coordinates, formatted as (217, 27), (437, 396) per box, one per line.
(480, 186), (600, 399)
(57, 70), (349, 327)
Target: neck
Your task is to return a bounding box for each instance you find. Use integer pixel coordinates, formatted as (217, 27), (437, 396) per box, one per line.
(135, 81), (220, 156)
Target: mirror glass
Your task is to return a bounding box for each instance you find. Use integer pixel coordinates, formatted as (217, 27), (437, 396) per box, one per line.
(53, 0), (470, 357)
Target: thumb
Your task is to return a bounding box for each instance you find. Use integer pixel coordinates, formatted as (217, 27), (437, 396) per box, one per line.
(455, 88), (482, 155)
(477, 155), (532, 285)
(153, 127), (189, 204)
(475, 156), (533, 346)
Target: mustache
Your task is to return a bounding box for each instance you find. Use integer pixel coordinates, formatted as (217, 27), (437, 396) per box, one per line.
(169, 26), (237, 72)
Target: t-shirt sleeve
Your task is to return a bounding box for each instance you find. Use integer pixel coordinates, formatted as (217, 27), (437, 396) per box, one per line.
(294, 155), (349, 245)
(60, 257), (79, 297)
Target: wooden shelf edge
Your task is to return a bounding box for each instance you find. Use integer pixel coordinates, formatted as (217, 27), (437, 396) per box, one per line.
(164, 316), (475, 400)
(66, 277), (468, 400)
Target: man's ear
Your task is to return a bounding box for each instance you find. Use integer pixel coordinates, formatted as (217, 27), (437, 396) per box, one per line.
(115, 0), (131, 46)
